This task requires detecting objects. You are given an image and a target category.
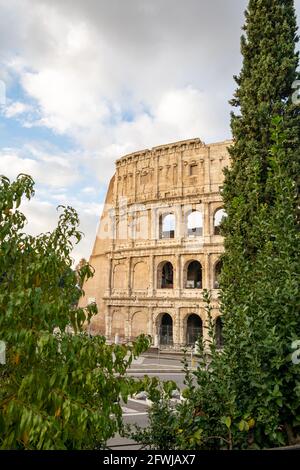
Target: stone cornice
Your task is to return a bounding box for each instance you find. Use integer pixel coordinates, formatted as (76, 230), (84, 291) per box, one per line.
(116, 138), (233, 167)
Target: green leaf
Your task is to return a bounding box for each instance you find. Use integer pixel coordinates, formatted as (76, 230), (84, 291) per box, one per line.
(221, 416), (231, 429)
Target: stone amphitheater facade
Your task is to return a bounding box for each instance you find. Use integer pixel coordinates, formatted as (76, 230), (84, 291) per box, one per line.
(80, 137), (231, 349)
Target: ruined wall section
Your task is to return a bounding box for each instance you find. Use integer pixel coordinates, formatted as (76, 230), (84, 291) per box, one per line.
(78, 175), (115, 334)
(80, 137), (232, 340)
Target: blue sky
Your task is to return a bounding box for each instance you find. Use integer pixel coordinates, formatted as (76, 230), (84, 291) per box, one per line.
(0, 0), (299, 264)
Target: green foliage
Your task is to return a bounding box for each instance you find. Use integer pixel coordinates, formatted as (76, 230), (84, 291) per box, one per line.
(219, 116), (300, 448)
(226, 0), (300, 207)
(0, 174), (150, 449)
(125, 379), (182, 450)
(75, 258), (89, 289)
(219, 0), (300, 448)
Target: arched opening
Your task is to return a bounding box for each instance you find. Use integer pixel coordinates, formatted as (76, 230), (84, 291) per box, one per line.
(187, 211), (203, 236)
(216, 316), (224, 349)
(158, 261), (174, 289)
(159, 213), (175, 239)
(214, 260), (222, 288)
(186, 314), (202, 345)
(159, 313), (173, 346)
(186, 260), (202, 289)
(213, 208), (226, 235)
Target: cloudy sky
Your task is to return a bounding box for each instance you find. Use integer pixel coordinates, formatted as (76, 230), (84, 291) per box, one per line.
(0, 0), (299, 264)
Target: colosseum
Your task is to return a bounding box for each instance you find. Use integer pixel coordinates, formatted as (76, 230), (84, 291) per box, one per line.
(80, 137), (231, 350)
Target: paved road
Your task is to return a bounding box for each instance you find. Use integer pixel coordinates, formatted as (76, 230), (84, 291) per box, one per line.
(107, 352), (198, 449)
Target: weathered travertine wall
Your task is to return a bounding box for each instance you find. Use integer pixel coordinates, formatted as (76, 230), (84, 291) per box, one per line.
(80, 137), (231, 349)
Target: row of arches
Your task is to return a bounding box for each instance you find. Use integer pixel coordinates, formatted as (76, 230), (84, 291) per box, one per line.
(159, 313), (223, 348)
(159, 313), (204, 346)
(159, 208), (225, 239)
(157, 259), (222, 289)
(113, 259), (222, 290)
(111, 311), (224, 349)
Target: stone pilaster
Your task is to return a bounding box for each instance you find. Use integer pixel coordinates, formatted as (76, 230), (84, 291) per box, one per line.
(203, 253), (210, 290)
(128, 257), (132, 296)
(148, 255), (155, 297)
(173, 308), (181, 348)
(133, 160), (137, 202)
(179, 314), (185, 346)
(148, 307), (153, 340)
(177, 204), (184, 239)
(125, 307), (131, 340)
(154, 154), (159, 199)
(147, 208), (152, 241)
(203, 202), (210, 239)
(175, 254), (182, 295)
(178, 151), (183, 196)
(204, 146), (211, 193)
(108, 257), (113, 296)
(106, 307), (112, 338)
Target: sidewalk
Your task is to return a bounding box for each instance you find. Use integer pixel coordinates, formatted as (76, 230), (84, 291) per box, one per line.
(128, 354), (199, 374)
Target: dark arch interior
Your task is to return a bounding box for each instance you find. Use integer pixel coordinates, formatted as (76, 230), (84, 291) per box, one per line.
(161, 262), (174, 288)
(186, 261), (202, 289)
(186, 314), (202, 345)
(214, 260), (222, 288)
(160, 313), (173, 345)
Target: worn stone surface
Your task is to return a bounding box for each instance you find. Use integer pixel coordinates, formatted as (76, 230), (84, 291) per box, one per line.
(79, 137), (231, 349)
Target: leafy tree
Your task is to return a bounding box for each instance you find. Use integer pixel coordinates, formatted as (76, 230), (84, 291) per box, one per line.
(0, 174), (150, 449)
(75, 258), (88, 289)
(125, 380), (179, 450)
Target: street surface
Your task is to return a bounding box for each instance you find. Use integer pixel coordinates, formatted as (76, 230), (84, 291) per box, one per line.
(107, 351), (199, 449)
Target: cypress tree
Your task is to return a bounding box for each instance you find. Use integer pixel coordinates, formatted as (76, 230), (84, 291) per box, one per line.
(220, 0), (300, 447)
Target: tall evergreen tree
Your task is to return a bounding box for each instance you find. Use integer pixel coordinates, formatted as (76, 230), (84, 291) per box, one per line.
(220, 0), (300, 447)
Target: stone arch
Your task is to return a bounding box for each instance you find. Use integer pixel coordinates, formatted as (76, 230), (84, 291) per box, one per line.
(213, 208), (226, 235)
(183, 259), (202, 289)
(111, 310), (125, 338)
(153, 310), (175, 326)
(186, 210), (203, 236)
(185, 313), (203, 345)
(156, 312), (173, 346)
(159, 213), (175, 239)
(113, 263), (127, 289)
(131, 311), (148, 338)
(157, 261), (174, 289)
(132, 261), (149, 290)
(214, 259), (223, 288)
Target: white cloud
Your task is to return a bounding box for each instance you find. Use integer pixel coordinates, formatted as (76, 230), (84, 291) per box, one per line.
(2, 0), (243, 147)
(0, 146), (81, 188)
(21, 67), (111, 133)
(81, 186), (96, 194)
(21, 198), (58, 235)
(4, 101), (33, 118)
